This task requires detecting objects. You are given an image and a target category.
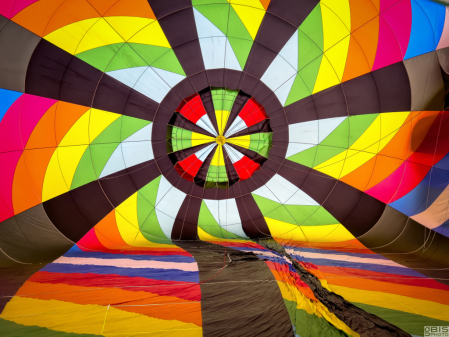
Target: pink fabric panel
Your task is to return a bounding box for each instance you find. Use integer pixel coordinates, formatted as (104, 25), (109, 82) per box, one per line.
(0, 151), (22, 222)
(381, 0), (412, 58)
(437, 7), (449, 49)
(372, 15), (403, 70)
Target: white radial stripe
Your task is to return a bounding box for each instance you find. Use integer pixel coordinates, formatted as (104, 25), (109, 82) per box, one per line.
(193, 7), (225, 39)
(195, 143), (216, 161)
(224, 116), (246, 137)
(100, 123), (153, 178)
(286, 117), (347, 157)
(252, 174), (318, 206)
(54, 257), (199, 272)
(155, 176), (187, 238)
(260, 30), (298, 97)
(197, 114), (218, 136)
(204, 199), (248, 238)
(224, 144), (243, 163)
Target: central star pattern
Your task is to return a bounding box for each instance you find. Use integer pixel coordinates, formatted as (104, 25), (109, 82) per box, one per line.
(169, 88), (273, 188)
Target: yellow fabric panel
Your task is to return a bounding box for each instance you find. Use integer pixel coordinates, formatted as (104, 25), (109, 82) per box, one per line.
(211, 145), (225, 166)
(266, 217), (354, 243)
(105, 16), (155, 41)
(76, 18), (125, 54)
(128, 21), (171, 48)
(277, 282), (359, 337)
(215, 110), (231, 135)
(228, 0), (265, 10)
(59, 109), (120, 147)
(231, 4), (265, 40)
(313, 54), (341, 94)
(315, 112), (410, 178)
(198, 226), (222, 241)
(324, 36), (350, 82)
(330, 285), (449, 322)
(1, 297), (202, 336)
(57, 145), (89, 190)
(320, 0), (351, 35)
(191, 132), (214, 147)
(320, 1), (350, 51)
(44, 18), (99, 55)
(42, 148), (73, 202)
(227, 134), (250, 148)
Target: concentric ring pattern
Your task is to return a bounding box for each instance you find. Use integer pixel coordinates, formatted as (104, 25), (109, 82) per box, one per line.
(0, 0), (449, 336)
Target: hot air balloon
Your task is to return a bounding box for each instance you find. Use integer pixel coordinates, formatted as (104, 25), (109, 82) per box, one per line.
(0, 0), (448, 336)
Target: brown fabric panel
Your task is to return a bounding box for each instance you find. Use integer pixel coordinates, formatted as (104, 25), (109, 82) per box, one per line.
(0, 20), (41, 92)
(235, 194), (270, 238)
(359, 206), (449, 286)
(171, 195), (202, 240)
(178, 241), (294, 337)
(0, 205), (72, 264)
(404, 51), (445, 111)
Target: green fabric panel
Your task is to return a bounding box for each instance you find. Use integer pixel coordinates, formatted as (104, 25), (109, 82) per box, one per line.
(193, 0), (228, 5)
(252, 194), (298, 224)
(286, 205), (339, 226)
(352, 302), (449, 336)
(198, 201), (241, 239)
(0, 318), (101, 336)
(76, 43), (124, 72)
(297, 29), (323, 72)
(194, 3), (229, 35)
(137, 176), (171, 243)
(283, 300), (348, 337)
(285, 74), (312, 107)
(211, 88), (238, 112)
(120, 116), (151, 141)
(105, 43), (148, 72)
(249, 132), (272, 157)
(171, 127), (192, 152)
(227, 6), (253, 41)
(89, 143), (122, 176)
(151, 49), (186, 76)
(206, 165), (228, 182)
(129, 43), (169, 66)
(298, 4), (323, 54)
(70, 147), (98, 190)
(298, 54), (323, 96)
(287, 145), (318, 167)
(92, 116), (123, 144)
(228, 37), (253, 70)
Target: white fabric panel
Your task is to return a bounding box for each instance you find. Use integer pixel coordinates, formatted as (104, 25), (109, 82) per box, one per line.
(252, 174), (318, 205)
(151, 67), (185, 87)
(155, 176), (187, 238)
(107, 66), (147, 88)
(224, 144), (243, 163)
(273, 75), (296, 106)
(286, 117), (346, 157)
(225, 116), (246, 137)
(197, 114), (218, 136)
(204, 199), (248, 238)
(193, 8), (225, 39)
(260, 30), (298, 99)
(100, 123), (154, 178)
(195, 143), (216, 161)
(133, 67), (173, 103)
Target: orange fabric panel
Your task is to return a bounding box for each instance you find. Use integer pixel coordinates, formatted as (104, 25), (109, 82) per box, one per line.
(364, 155), (404, 190)
(18, 281), (202, 326)
(87, 0), (119, 16)
(12, 154), (41, 214)
(351, 16), (379, 71)
(322, 272), (449, 306)
(349, 0), (379, 32)
(43, 0), (102, 36)
(259, 0), (271, 11)
(340, 155), (377, 191)
(269, 269), (317, 301)
(95, 210), (132, 250)
(342, 35), (372, 82)
(54, 102), (90, 144)
(25, 103), (58, 150)
(12, 0), (65, 36)
(105, 0), (156, 19)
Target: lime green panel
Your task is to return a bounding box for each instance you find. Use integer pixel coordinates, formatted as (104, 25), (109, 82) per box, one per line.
(0, 318), (101, 337)
(297, 29), (323, 72)
(353, 302), (449, 336)
(129, 43), (169, 66)
(90, 143), (122, 176)
(227, 5), (253, 41)
(193, 0), (228, 5)
(76, 43), (124, 72)
(194, 3), (229, 35)
(171, 127), (193, 152)
(249, 132), (272, 157)
(287, 145), (317, 167)
(70, 147), (98, 190)
(252, 194), (298, 224)
(298, 4), (323, 54)
(105, 43), (148, 72)
(285, 205), (339, 226)
(138, 175), (161, 206)
(120, 116), (151, 141)
(285, 74), (312, 107)
(228, 37), (253, 70)
(141, 210), (172, 243)
(298, 55), (323, 96)
(92, 117), (123, 145)
(206, 165), (228, 182)
(211, 88), (239, 112)
(198, 201), (241, 239)
(151, 49), (186, 76)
